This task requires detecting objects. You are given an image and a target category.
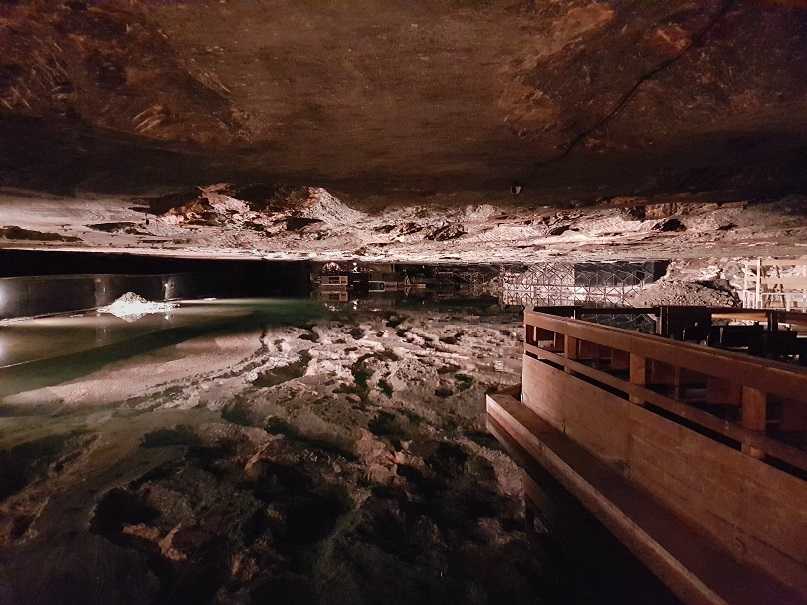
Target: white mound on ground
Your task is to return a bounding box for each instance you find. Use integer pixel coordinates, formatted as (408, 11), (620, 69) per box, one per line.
(99, 292), (177, 321)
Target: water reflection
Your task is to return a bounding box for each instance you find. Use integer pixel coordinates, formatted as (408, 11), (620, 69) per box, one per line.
(310, 260), (668, 308)
(0, 299), (322, 369)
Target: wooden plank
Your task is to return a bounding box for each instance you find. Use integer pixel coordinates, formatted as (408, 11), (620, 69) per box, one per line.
(516, 364), (807, 597)
(564, 334), (579, 375)
(741, 387), (767, 459)
(523, 346), (807, 475)
(487, 400), (724, 605)
(626, 404), (807, 589)
(553, 331), (565, 352)
(524, 323), (534, 345)
(741, 387), (767, 432)
(564, 334), (579, 360)
(486, 394), (806, 605)
(630, 353), (649, 405)
(522, 356), (630, 462)
(524, 311), (807, 403)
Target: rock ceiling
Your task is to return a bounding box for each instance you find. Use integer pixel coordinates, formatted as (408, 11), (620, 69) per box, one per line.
(1, 0), (807, 200)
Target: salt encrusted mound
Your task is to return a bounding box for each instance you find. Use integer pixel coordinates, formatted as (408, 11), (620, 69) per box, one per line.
(99, 292), (177, 321)
(627, 280), (739, 308)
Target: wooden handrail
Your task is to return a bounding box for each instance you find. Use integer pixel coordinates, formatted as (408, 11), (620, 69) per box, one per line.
(524, 310), (807, 474)
(525, 311), (807, 403)
(525, 343), (807, 472)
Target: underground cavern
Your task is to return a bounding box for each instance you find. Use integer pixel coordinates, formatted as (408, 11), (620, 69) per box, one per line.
(1, 1), (807, 603)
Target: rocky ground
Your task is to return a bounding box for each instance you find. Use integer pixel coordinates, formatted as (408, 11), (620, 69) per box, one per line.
(0, 305), (597, 604)
(1, 185), (807, 265)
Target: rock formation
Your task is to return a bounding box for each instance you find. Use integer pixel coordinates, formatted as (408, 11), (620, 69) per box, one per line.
(0, 0), (806, 201)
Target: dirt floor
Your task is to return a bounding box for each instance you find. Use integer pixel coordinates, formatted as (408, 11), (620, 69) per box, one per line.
(0, 305), (599, 604)
(1, 186), (806, 264)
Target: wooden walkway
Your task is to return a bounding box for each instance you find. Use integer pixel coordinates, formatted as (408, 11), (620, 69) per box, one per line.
(487, 309), (807, 604)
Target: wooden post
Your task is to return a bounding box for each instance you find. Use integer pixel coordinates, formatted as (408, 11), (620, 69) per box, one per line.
(629, 353), (648, 405)
(673, 367), (683, 399)
(741, 386), (767, 459)
(553, 331), (565, 353)
(564, 334), (578, 374)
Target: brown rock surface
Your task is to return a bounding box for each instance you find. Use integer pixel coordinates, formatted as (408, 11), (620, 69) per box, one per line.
(0, 1), (805, 199)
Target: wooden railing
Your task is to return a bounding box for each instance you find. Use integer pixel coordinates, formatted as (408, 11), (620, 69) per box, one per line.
(524, 310), (807, 474)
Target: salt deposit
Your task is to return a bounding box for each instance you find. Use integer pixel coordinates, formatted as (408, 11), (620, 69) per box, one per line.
(99, 292), (177, 321)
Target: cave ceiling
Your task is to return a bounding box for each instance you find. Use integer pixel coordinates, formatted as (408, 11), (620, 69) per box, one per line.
(1, 0), (807, 201)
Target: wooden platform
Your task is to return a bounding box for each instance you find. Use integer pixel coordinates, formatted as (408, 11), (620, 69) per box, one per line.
(487, 308), (807, 605)
(488, 393), (803, 605)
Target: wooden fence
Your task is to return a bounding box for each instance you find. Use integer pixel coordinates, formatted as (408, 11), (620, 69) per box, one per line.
(524, 310), (807, 474)
(487, 309), (807, 602)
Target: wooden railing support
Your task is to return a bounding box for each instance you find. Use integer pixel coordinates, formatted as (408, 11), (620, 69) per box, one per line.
(629, 353), (648, 405)
(564, 334), (579, 374)
(523, 309), (807, 472)
(741, 386), (767, 459)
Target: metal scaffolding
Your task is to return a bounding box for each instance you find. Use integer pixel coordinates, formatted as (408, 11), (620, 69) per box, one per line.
(501, 261), (663, 308)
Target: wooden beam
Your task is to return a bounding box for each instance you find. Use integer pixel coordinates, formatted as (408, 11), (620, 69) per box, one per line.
(741, 387), (767, 459)
(741, 387), (767, 431)
(553, 331), (565, 352)
(564, 334), (579, 375)
(630, 353), (648, 405)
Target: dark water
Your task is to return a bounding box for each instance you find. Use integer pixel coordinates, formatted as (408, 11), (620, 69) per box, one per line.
(0, 299), (326, 399)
